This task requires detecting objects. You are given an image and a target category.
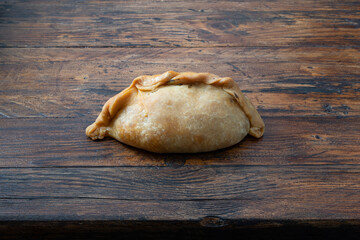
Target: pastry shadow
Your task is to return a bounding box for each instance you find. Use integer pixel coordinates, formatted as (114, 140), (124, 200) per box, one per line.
(120, 135), (263, 166)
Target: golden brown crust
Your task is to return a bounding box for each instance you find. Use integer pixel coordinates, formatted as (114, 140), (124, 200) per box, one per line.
(86, 71), (265, 140)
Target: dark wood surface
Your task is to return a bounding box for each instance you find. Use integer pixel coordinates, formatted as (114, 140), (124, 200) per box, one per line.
(0, 0), (359, 239)
(1, 0), (360, 47)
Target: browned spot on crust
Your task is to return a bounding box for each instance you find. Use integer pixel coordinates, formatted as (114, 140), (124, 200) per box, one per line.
(193, 135), (205, 145)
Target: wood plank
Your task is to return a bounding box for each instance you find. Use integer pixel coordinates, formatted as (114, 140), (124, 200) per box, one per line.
(0, 116), (359, 167)
(0, 198), (359, 221)
(0, 165), (359, 220)
(1, 47), (359, 118)
(1, 0), (360, 47)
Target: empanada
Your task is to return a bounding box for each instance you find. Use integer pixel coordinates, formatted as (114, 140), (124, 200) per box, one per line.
(86, 71), (264, 153)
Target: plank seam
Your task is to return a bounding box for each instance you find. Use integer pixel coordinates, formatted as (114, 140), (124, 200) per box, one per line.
(0, 164), (359, 169)
(1, 45), (360, 49)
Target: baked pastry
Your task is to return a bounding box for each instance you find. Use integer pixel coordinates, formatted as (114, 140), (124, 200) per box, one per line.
(86, 71), (264, 153)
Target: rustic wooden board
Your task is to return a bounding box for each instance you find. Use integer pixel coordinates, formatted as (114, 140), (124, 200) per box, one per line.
(1, 47), (359, 118)
(1, 0), (360, 238)
(1, 166), (359, 207)
(0, 165), (359, 224)
(1, 0), (360, 47)
(0, 116), (359, 167)
(0, 195), (359, 221)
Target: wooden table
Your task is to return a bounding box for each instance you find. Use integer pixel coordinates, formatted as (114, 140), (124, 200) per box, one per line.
(1, 0), (359, 239)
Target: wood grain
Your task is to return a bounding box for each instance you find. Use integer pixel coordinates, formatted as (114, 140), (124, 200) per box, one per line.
(1, 0), (360, 235)
(1, 47), (359, 118)
(1, 0), (360, 47)
(1, 116), (359, 167)
(0, 165), (359, 220)
(1, 198), (359, 221)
